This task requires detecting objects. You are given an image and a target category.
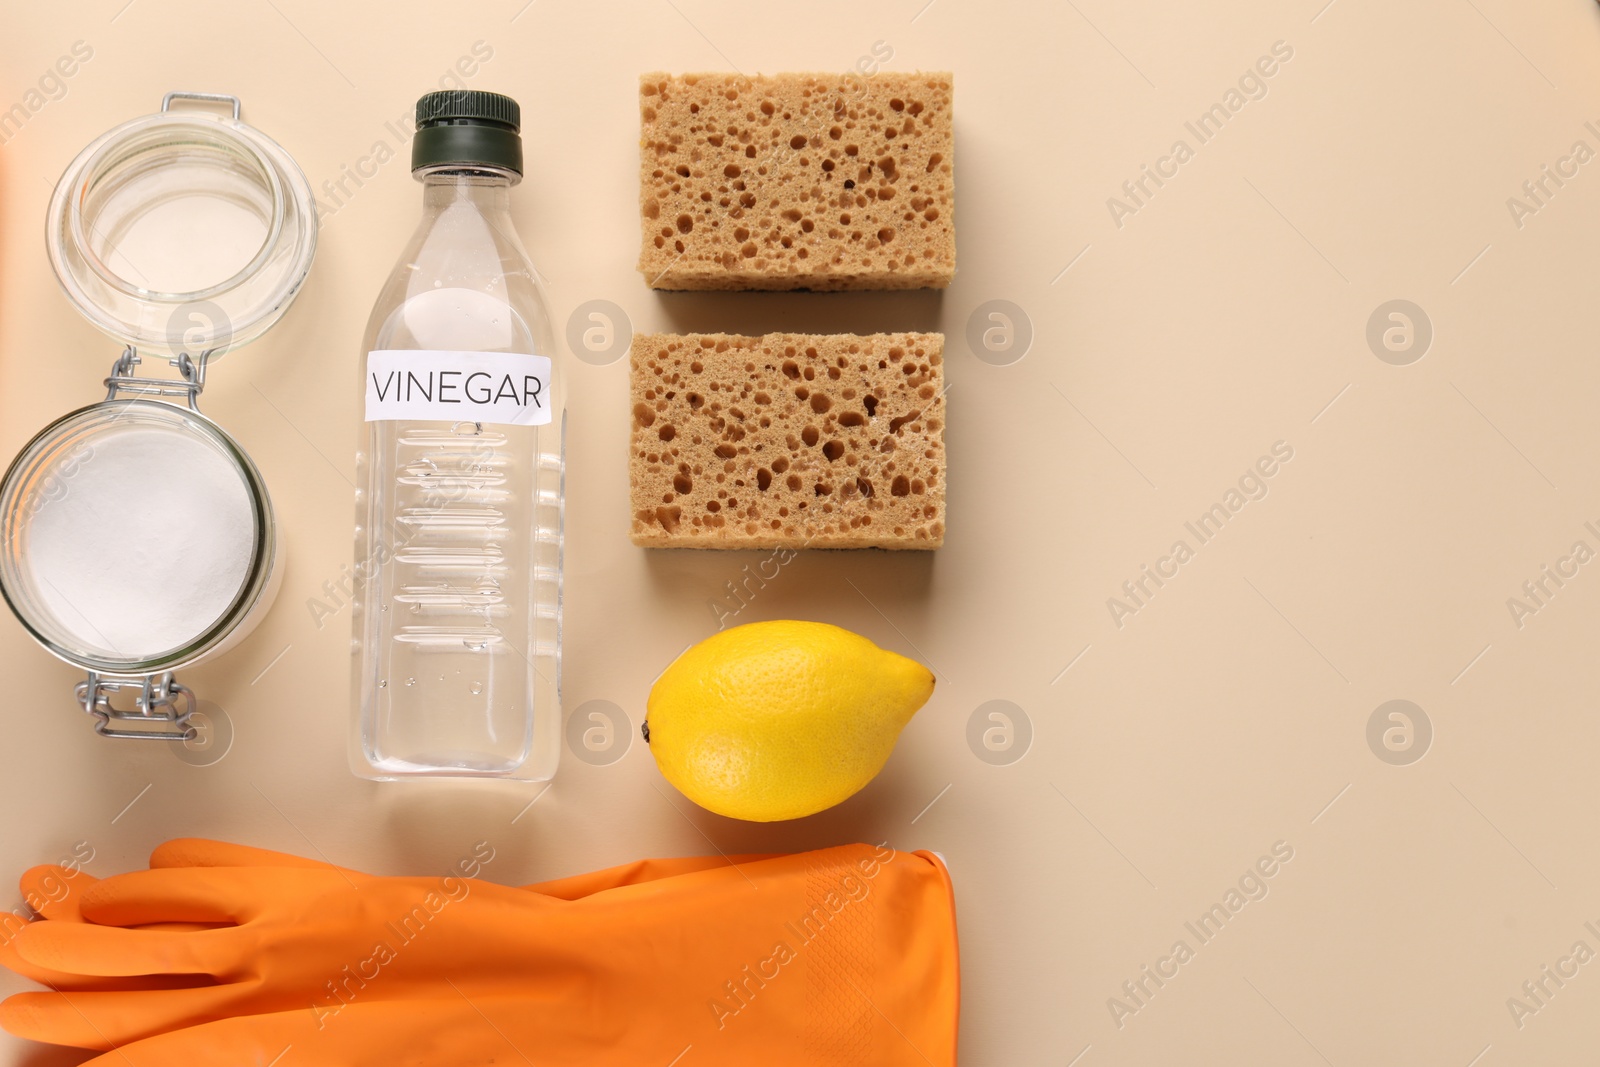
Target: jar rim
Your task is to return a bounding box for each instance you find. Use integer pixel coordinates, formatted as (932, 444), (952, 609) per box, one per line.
(67, 112), (289, 305)
(46, 101), (317, 356)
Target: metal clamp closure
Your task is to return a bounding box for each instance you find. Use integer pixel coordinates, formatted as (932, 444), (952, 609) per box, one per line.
(75, 671), (197, 741)
(103, 348), (208, 411)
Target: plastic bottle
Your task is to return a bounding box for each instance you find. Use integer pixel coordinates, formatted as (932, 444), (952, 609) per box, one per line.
(351, 91), (561, 780)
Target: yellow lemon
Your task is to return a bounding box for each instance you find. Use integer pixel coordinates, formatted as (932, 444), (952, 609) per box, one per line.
(644, 620), (935, 822)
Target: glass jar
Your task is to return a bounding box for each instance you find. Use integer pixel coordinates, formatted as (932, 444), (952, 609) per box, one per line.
(0, 92), (315, 739)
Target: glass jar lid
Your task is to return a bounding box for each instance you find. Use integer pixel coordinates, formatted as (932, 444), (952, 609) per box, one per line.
(46, 92), (316, 355)
(0, 398), (275, 674)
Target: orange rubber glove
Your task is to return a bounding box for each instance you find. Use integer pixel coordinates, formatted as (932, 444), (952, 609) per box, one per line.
(1, 840), (959, 1065)
(0, 839), (788, 1046)
(0, 839), (749, 997)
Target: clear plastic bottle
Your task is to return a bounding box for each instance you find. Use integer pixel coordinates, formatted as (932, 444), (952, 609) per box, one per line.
(350, 91), (561, 780)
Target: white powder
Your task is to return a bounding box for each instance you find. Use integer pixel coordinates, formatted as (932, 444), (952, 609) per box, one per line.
(25, 421), (256, 660)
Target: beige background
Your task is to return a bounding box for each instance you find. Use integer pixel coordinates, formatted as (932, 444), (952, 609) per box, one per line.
(2, 0), (1600, 1063)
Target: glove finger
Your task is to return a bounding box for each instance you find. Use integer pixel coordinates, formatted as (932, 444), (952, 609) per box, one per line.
(0, 981), (250, 1051)
(13, 867), (215, 935)
(69, 1006), (354, 1067)
(17, 865), (98, 921)
(11, 921), (237, 978)
(0, 933), (108, 991)
(77, 867), (256, 927)
(1, 912), (210, 993)
(75, 998), (544, 1067)
(74, 1011), (304, 1067)
(0, 949), (201, 993)
(149, 838), (347, 871)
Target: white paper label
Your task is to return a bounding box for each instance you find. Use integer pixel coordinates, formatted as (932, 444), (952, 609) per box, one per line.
(365, 350), (553, 426)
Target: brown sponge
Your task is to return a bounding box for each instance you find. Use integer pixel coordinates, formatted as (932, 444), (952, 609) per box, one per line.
(638, 72), (954, 291)
(630, 332), (945, 549)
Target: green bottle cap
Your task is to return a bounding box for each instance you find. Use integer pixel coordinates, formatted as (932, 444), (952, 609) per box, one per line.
(411, 90), (523, 177)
